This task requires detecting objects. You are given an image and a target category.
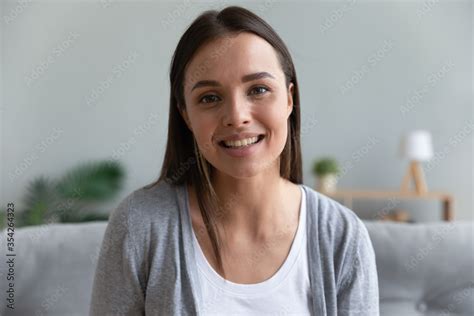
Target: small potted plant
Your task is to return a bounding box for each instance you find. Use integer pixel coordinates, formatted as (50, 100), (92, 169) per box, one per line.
(312, 157), (340, 192)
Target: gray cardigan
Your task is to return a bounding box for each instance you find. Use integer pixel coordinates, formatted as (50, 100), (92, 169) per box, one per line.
(89, 180), (379, 315)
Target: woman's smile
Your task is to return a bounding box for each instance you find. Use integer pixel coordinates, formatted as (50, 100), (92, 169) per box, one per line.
(217, 134), (266, 158)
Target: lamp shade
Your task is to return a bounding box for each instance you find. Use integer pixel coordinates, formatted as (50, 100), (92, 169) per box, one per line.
(400, 130), (434, 161)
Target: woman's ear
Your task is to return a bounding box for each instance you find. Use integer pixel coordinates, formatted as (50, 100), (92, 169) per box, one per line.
(287, 82), (294, 118)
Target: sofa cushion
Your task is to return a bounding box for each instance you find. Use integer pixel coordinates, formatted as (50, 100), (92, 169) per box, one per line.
(0, 222), (107, 316)
(363, 220), (474, 315)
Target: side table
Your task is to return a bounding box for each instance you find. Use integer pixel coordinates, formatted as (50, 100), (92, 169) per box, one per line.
(318, 189), (454, 221)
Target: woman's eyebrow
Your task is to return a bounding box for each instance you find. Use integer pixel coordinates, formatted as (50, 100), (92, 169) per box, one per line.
(190, 71), (275, 92)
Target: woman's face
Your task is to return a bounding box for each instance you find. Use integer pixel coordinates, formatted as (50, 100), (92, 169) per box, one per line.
(181, 32), (294, 179)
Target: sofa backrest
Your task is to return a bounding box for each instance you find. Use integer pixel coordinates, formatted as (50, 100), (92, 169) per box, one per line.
(363, 220), (474, 315)
(0, 222), (107, 316)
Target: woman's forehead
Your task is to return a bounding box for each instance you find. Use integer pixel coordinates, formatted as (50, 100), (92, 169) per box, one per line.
(184, 32), (283, 87)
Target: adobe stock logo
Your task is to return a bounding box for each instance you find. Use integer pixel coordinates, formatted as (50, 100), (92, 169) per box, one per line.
(24, 32), (80, 87)
(339, 39), (394, 95)
(3, 0), (33, 25)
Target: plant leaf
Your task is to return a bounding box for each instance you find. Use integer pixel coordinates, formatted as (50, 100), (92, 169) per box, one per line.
(20, 176), (60, 226)
(55, 160), (125, 201)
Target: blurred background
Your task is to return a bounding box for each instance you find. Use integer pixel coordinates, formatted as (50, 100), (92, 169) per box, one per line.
(1, 0), (471, 225)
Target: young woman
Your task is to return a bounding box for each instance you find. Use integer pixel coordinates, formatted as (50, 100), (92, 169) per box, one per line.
(90, 6), (379, 316)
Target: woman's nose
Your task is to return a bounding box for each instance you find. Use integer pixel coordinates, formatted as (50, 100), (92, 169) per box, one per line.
(221, 97), (251, 127)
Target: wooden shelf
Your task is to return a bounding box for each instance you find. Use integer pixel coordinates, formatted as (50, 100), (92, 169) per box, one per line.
(319, 189), (454, 221)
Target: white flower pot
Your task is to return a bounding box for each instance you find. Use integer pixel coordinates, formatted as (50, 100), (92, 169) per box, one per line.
(316, 174), (338, 192)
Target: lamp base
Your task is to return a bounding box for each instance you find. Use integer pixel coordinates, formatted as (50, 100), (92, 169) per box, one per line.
(401, 161), (428, 195)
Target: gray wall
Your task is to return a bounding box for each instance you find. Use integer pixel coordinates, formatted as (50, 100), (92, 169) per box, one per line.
(1, 0), (472, 222)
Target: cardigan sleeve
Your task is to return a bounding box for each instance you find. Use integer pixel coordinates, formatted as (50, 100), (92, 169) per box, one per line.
(89, 194), (146, 316)
(336, 219), (380, 316)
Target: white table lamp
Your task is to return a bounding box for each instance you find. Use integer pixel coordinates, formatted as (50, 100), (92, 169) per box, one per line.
(399, 130), (434, 194)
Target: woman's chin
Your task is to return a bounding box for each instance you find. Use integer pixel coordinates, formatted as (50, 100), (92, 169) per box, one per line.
(217, 159), (278, 179)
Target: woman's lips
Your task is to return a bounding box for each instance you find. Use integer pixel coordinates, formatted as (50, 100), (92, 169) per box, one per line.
(219, 134), (265, 148)
(218, 135), (265, 158)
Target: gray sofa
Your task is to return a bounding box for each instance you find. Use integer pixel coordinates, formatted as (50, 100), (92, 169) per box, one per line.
(0, 220), (473, 315)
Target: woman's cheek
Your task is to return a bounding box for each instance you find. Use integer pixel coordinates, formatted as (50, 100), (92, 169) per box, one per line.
(194, 120), (216, 153)
(262, 107), (287, 129)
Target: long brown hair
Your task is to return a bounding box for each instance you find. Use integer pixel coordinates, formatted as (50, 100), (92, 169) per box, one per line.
(146, 5), (302, 278)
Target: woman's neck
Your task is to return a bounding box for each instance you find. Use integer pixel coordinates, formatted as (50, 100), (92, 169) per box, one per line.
(209, 173), (300, 243)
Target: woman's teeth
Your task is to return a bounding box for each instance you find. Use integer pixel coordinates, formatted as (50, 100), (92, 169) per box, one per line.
(223, 136), (259, 148)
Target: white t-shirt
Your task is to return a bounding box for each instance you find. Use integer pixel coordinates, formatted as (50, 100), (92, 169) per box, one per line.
(191, 186), (312, 315)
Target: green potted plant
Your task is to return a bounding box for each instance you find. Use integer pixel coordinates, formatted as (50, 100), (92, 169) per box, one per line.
(10, 159), (125, 228)
(312, 157), (340, 192)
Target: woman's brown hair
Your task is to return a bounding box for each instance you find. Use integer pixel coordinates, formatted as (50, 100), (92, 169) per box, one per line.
(146, 5), (302, 278)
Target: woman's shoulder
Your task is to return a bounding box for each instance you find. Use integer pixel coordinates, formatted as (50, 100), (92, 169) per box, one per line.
(301, 184), (369, 243)
(301, 184), (376, 290)
(109, 180), (182, 227)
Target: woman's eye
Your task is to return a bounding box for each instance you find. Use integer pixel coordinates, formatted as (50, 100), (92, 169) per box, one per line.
(198, 87), (269, 104)
(199, 94), (220, 104)
(249, 86), (269, 96)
